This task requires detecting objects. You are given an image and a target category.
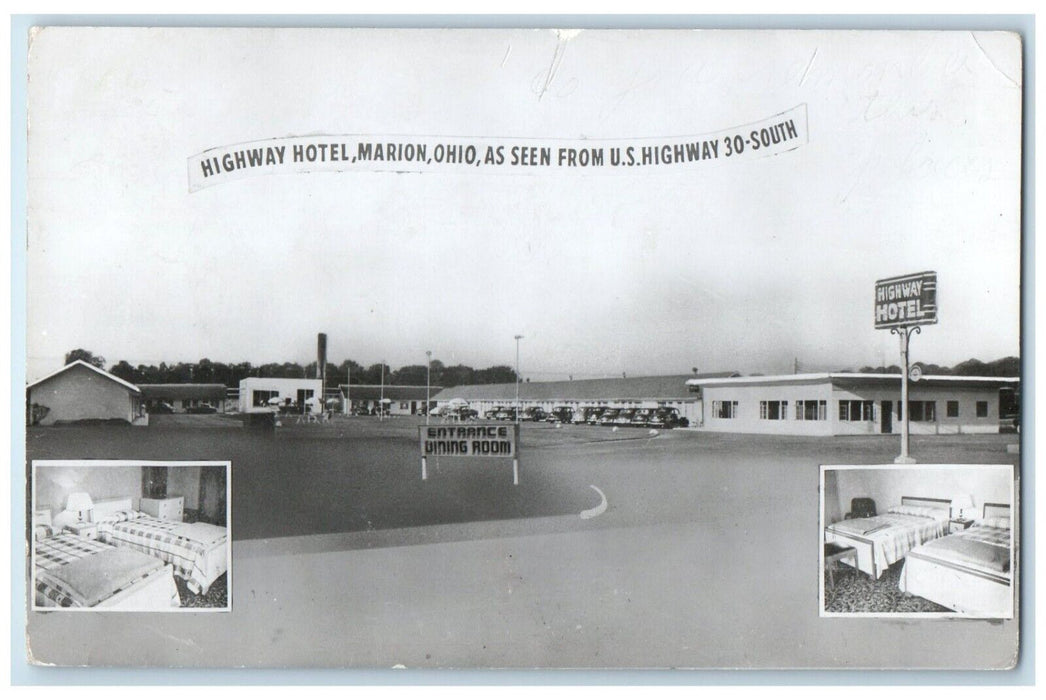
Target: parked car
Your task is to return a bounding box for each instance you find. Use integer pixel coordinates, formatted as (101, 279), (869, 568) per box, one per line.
(568, 407), (583, 423)
(598, 408), (621, 426)
(546, 406), (574, 423)
(149, 402), (174, 414)
(613, 408), (637, 426)
(649, 407), (682, 429)
(630, 408), (655, 427)
(586, 407), (608, 425)
(493, 407), (517, 421)
(186, 404), (217, 414)
(524, 407), (548, 422)
(484, 406), (506, 420)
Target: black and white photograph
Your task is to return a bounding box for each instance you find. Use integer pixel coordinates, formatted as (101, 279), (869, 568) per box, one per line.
(821, 464), (1015, 617)
(22, 27), (1022, 669)
(30, 461), (230, 612)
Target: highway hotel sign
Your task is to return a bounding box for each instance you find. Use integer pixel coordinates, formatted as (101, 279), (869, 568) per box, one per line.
(875, 271), (938, 329)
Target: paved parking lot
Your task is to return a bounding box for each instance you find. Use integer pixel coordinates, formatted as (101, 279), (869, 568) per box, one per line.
(26, 420), (1021, 668)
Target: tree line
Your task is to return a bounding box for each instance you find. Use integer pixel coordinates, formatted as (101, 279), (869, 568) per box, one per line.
(852, 356), (1020, 377)
(64, 349), (518, 389)
(64, 348), (1020, 390)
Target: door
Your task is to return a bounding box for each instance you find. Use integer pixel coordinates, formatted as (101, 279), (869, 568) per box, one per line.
(197, 466), (227, 526)
(880, 401), (893, 434)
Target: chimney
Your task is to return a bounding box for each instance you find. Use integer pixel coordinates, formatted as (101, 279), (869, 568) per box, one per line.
(317, 333), (327, 388)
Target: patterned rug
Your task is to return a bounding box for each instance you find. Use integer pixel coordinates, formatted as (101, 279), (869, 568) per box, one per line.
(824, 561), (951, 613)
(176, 572), (228, 608)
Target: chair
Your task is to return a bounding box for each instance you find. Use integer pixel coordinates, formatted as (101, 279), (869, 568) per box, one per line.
(824, 542), (858, 588)
(845, 497), (876, 520)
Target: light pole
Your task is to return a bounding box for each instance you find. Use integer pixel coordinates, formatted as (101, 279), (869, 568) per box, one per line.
(892, 326), (920, 463)
(514, 335), (523, 424)
(349, 359), (357, 414)
(379, 360), (385, 422)
(426, 350), (432, 426)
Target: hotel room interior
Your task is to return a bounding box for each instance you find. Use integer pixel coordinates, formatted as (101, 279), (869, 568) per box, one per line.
(31, 462), (229, 610)
(822, 465), (1014, 616)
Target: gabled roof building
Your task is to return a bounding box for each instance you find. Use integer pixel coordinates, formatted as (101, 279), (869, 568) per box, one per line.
(27, 361), (146, 426)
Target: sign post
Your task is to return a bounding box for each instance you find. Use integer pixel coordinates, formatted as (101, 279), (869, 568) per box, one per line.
(418, 423), (521, 485)
(874, 271), (937, 464)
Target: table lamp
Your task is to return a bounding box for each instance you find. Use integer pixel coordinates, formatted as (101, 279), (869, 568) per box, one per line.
(951, 494), (975, 520)
(66, 492), (94, 523)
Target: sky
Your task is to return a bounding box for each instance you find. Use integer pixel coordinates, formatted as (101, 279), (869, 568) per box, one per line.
(25, 28), (1023, 383)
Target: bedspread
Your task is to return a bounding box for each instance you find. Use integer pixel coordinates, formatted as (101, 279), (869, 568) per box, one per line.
(962, 524), (1010, 548)
(34, 534), (165, 607)
(909, 525), (1011, 575)
(826, 513), (947, 577)
(97, 515), (227, 593)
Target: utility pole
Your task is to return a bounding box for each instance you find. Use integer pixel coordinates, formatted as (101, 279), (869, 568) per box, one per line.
(514, 335), (523, 425)
(426, 350), (432, 426)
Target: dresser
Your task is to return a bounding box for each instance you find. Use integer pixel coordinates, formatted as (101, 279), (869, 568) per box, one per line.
(139, 495), (184, 522)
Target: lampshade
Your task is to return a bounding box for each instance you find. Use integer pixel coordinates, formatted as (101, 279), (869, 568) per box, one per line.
(951, 494), (975, 518)
(65, 492), (93, 516)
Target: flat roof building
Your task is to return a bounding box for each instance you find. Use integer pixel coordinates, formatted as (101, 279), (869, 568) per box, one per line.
(687, 373), (1019, 435)
(238, 377), (323, 413)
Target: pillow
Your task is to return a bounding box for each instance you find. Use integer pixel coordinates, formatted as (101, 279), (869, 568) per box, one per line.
(94, 509), (142, 525)
(888, 504), (947, 519)
(979, 516), (1011, 530)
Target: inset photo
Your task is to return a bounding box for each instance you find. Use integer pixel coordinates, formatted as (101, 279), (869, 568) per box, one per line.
(30, 460), (230, 611)
(820, 464), (1014, 618)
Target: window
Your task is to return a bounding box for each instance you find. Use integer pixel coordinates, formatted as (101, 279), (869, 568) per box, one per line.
(795, 400), (826, 421)
(400, 402), (409, 409)
(252, 389), (278, 407)
(908, 401), (936, 422)
(976, 401), (989, 418)
(946, 401), (959, 418)
(759, 400), (787, 420)
(712, 400), (738, 419)
(838, 400), (874, 422)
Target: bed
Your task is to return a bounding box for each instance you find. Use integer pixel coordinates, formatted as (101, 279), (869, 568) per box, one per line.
(93, 497), (229, 595)
(824, 496), (951, 579)
(33, 533), (180, 610)
(898, 503), (1013, 617)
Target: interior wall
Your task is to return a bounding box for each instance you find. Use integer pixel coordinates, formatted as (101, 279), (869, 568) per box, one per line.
(34, 464), (143, 516)
(826, 465), (1014, 523)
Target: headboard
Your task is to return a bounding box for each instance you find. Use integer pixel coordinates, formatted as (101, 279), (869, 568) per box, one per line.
(900, 496), (951, 512)
(91, 497), (134, 521)
(983, 502), (1011, 521)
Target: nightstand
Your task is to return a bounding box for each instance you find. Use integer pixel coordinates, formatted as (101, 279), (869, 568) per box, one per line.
(948, 517), (974, 535)
(65, 521), (99, 540)
(140, 496), (184, 521)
